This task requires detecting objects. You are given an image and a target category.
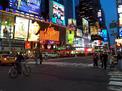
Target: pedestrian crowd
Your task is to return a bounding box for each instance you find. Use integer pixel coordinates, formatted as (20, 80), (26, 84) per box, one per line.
(92, 51), (122, 70)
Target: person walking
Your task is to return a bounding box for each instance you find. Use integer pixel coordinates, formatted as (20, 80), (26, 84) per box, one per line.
(102, 52), (108, 70)
(92, 52), (99, 67)
(99, 52), (103, 68)
(39, 53), (43, 64)
(15, 52), (24, 74)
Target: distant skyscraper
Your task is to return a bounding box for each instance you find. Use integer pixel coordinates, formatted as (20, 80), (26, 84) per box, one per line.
(64, 0), (80, 25)
(100, 0), (118, 45)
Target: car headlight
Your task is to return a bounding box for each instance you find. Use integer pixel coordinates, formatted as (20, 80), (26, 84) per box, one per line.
(4, 58), (7, 61)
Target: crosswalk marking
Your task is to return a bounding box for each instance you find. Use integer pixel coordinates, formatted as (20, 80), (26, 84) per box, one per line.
(109, 81), (122, 86)
(110, 78), (122, 81)
(108, 71), (122, 91)
(43, 62), (93, 68)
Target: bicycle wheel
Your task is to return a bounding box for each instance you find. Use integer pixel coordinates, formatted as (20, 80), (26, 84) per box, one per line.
(23, 65), (31, 77)
(8, 66), (18, 78)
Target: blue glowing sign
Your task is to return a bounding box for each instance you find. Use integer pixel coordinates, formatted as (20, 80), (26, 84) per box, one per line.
(9, 0), (41, 15)
(119, 27), (122, 37)
(99, 29), (108, 42)
(101, 29), (108, 42)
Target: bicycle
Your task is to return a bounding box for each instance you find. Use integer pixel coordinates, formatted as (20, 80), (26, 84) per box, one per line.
(8, 61), (31, 78)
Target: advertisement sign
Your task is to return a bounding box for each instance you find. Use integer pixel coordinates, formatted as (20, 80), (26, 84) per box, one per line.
(119, 27), (122, 37)
(68, 19), (76, 26)
(0, 13), (14, 38)
(9, 0), (41, 15)
(82, 34), (91, 47)
(40, 26), (59, 41)
(76, 29), (82, 37)
(73, 38), (83, 47)
(119, 13), (122, 26)
(99, 29), (108, 42)
(90, 26), (98, 35)
(14, 16), (29, 40)
(51, 1), (65, 25)
(82, 18), (89, 34)
(66, 29), (75, 44)
(28, 20), (40, 41)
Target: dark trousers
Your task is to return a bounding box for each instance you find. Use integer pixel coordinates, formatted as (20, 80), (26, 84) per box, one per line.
(16, 63), (22, 74)
(103, 61), (107, 69)
(93, 60), (98, 67)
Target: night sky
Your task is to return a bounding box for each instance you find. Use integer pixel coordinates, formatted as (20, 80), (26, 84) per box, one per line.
(100, 0), (118, 45)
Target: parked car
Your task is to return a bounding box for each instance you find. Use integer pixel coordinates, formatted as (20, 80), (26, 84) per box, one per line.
(0, 54), (16, 65)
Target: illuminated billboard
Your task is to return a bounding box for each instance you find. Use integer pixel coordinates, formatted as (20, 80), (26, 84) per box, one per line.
(66, 29), (75, 44)
(0, 13), (14, 38)
(76, 29), (82, 37)
(119, 13), (122, 26)
(51, 1), (65, 25)
(99, 29), (108, 42)
(40, 26), (59, 41)
(68, 19), (76, 25)
(73, 38), (83, 47)
(82, 18), (89, 34)
(14, 16), (29, 40)
(119, 27), (122, 37)
(82, 34), (91, 47)
(28, 20), (40, 41)
(90, 26), (98, 35)
(9, 0), (41, 15)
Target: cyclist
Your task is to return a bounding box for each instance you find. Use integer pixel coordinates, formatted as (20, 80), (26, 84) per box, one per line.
(15, 52), (24, 74)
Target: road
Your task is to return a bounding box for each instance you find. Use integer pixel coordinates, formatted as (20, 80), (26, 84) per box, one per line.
(0, 56), (122, 91)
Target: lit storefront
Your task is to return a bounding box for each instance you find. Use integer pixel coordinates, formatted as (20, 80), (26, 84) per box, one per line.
(0, 0), (67, 55)
(0, 12), (14, 39)
(115, 39), (122, 52)
(0, 0), (42, 52)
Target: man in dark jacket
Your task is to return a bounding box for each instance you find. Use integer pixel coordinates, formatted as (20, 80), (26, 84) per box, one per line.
(15, 53), (24, 74)
(102, 52), (108, 70)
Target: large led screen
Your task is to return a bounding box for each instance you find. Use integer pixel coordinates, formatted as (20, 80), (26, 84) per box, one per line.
(68, 19), (76, 25)
(82, 34), (91, 47)
(119, 13), (122, 26)
(28, 20), (40, 41)
(51, 1), (65, 25)
(66, 30), (75, 44)
(14, 17), (29, 40)
(9, 0), (41, 15)
(40, 26), (59, 41)
(99, 29), (108, 42)
(82, 18), (89, 34)
(0, 13), (14, 38)
(76, 29), (82, 37)
(119, 27), (122, 37)
(73, 38), (83, 47)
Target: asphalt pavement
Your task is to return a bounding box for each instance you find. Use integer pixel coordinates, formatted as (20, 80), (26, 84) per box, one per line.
(0, 56), (122, 91)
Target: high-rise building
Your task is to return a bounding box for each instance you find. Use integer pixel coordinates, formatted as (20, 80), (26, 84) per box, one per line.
(100, 0), (118, 46)
(64, 0), (80, 25)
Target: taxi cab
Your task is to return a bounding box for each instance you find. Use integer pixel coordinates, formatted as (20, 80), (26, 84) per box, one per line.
(0, 54), (16, 65)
